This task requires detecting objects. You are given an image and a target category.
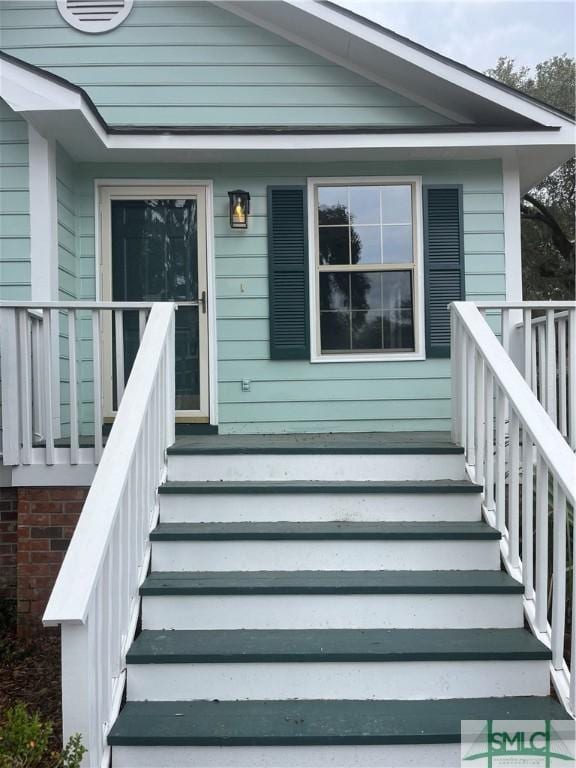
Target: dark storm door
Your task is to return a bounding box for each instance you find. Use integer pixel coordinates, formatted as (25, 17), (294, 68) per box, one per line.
(100, 186), (209, 420)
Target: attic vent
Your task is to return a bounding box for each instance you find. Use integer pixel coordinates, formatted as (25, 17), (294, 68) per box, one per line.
(57, 0), (134, 33)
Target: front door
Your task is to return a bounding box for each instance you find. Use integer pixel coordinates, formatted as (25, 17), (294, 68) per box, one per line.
(100, 185), (209, 420)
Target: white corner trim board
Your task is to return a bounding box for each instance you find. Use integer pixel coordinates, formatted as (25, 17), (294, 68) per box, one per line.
(28, 126), (58, 301)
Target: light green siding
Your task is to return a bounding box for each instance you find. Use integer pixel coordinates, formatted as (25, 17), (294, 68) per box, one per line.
(71, 158), (504, 434)
(0, 98), (29, 299)
(0, 1), (453, 127)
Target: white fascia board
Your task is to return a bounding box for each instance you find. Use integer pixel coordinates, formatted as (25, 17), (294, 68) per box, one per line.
(106, 128), (573, 152)
(283, 1), (575, 129)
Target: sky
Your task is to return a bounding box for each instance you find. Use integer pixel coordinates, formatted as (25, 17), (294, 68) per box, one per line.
(333, 0), (575, 74)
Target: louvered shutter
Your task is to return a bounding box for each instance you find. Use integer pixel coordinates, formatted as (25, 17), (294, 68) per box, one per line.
(267, 186), (310, 360)
(423, 185), (465, 358)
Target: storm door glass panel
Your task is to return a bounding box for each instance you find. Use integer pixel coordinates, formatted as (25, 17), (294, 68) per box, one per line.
(111, 199), (199, 411)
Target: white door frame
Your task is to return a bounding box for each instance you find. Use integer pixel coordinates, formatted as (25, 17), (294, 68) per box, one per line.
(96, 180), (218, 424)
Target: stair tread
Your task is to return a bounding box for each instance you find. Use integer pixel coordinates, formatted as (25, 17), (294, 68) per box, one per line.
(151, 521), (499, 541)
(108, 697), (569, 746)
(127, 628), (550, 663)
(141, 570), (523, 596)
(167, 431), (463, 456)
(159, 480), (482, 494)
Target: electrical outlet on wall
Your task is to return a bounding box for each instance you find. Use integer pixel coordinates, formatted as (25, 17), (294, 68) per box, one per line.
(241, 379), (251, 392)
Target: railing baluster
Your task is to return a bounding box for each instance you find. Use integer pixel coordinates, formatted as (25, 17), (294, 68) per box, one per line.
(466, 338), (476, 468)
(17, 309), (33, 464)
(551, 480), (567, 670)
(537, 323), (546, 411)
(139, 309), (147, 342)
(42, 310), (55, 465)
(523, 309), (532, 388)
(531, 324), (538, 396)
(535, 454), (549, 633)
(68, 310), (79, 465)
(557, 317), (568, 439)
(484, 372), (495, 514)
(546, 309), (557, 425)
(460, 326), (468, 451)
(495, 385), (506, 533)
(569, 308), (576, 450)
(114, 309), (125, 406)
(522, 429), (535, 600)
(31, 315), (44, 442)
(92, 310), (103, 464)
(502, 307), (511, 354)
(508, 410), (520, 569)
(474, 353), (485, 486)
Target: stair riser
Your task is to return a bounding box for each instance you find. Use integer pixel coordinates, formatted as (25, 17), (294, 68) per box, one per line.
(159, 492), (481, 523)
(112, 743), (459, 768)
(142, 594), (523, 631)
(151, 539), (500, 572)
(127, 659), (549, 702)
(167, 453), (466, 483)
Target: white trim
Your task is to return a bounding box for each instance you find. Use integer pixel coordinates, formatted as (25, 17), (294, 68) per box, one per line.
(307, 176), (425, 363)
(28, 125), (58, 301)
(94, 179), (217, 424)
(503, 155), (523, 302)
(204, 180), (219, 426)
(104, 129), (573, 152)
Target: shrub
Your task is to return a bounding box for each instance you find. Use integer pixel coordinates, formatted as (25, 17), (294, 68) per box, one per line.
(0, 703), (86, 768)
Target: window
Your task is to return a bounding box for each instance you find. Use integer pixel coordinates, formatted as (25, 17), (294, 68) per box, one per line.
(311, 179), (422, 360)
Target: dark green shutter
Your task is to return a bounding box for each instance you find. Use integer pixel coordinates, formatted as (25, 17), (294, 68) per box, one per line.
(423, 185), (465, 358)
(267, 186), (310, 360)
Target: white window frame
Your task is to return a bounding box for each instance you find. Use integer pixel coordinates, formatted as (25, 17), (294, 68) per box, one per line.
(307, 176), (425, 363)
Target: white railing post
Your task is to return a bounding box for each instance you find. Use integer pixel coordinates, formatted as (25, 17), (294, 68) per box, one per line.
(0, 307), (21, 465)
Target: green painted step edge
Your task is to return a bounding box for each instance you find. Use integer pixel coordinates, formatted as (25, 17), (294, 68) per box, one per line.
(167, 445), (464, 455)
(158, 480), (483, 495)
(150, 521), (500, 541)
(126, 628), (551, 664)
(108, 697), (570, 747)
(140, 570), (524, 596)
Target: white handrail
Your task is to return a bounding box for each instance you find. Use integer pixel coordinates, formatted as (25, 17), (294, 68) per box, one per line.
(43, 302), (175, 767)
(451, 301), (576, 713)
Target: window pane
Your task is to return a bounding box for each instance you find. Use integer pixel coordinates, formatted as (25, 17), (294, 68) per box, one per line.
(320, 311), (351, 351)
(350, 186), (380, 225)
(382, 270), (413, 310)
(319, 227), (349, 265)
(319, 272), (350, 310)
(383, 309), (415, 350)
(382, 224), (412, 263)
(318, 187), (349, 225)
(352, 311), (383, 350)
(352, 226), (381, 264)
(351, 272), (382, 310)
(381, 185), (412, 224)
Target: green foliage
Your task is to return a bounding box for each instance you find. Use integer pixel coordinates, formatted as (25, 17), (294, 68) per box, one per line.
(0, 703), (86, 768)
(486, 55), (575, 300)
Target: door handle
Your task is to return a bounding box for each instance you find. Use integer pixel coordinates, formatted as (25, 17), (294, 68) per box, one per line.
(199, 290), (207, 314)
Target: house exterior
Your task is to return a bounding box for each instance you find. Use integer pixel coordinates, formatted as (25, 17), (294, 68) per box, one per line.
(0, 2), (575, 767)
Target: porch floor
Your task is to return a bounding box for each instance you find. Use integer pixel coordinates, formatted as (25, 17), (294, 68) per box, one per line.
(169, 431), (462, 455)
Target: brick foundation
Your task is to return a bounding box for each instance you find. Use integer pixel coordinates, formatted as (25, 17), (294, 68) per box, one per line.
(15, 487), (88, 637)
(0, 487), (18, 604)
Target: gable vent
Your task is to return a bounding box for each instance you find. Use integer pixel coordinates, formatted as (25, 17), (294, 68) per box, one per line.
(57, 0), (134, 33)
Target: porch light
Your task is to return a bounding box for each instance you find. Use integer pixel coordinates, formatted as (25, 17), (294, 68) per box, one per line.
(228, 190), (250, 229)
